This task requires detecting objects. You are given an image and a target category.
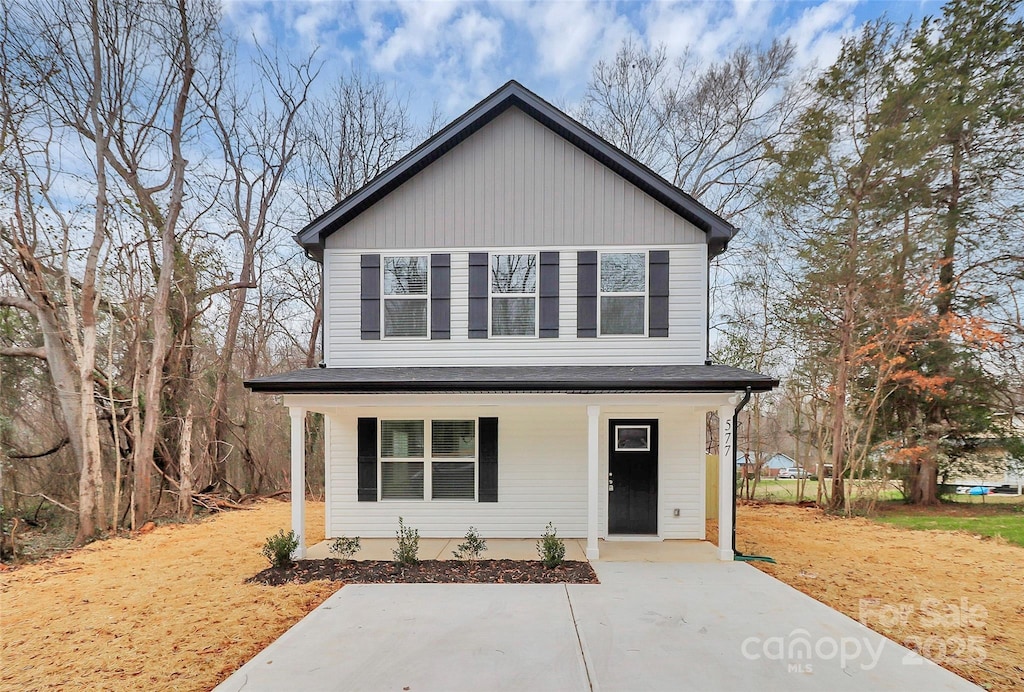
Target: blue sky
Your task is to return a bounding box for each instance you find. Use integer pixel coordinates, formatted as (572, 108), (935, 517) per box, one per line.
(221, 0), (942, 121)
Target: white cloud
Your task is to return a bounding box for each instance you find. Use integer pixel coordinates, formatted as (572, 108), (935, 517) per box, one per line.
(453, 10), (503, 71)
(220, 1), (272, 45)
(366, 0), (464, 71)
(494, 1), (633, 81)
(641, 0), (775, 64)
(784, 0), (860, 70)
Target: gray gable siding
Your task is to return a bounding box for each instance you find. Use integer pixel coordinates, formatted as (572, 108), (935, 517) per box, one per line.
(324, 107), (705, 251)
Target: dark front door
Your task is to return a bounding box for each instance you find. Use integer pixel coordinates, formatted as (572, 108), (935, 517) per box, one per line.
(608, 419), (658, 535)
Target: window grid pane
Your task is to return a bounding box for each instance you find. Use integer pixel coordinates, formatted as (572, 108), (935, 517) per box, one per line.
(601, 296), (646, 335)
(491, 254), (537, 294)
(431, 462), (475, 500)
(382, 461), (424, 499)
(432, 420), (476, 458)
(381, 420), (424, 458)
(384, 298), (427, 337)
(492, 297), (536, 336)
(384, 256), (427, 295)
(601, 253), (645, 293)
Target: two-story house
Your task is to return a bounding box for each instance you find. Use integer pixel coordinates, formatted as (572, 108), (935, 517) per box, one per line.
(245, 81), (777, 561)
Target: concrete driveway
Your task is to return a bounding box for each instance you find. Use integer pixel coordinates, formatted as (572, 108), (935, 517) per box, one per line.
(216, 562), (977, 692)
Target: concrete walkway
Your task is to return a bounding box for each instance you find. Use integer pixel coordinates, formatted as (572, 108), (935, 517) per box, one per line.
(216, 562), (978, 692)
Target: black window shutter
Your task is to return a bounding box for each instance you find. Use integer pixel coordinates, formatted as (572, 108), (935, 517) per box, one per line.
(577, 251), (597, 338)
(360, 254), (381, 341)
(539, 251), (559, 338)
(649, 251), (670, 337)
(430, 253), (451, 340)
(468, 252), (489, 339)
(478, 417), (498, 502)
(357, 417), (378, 502)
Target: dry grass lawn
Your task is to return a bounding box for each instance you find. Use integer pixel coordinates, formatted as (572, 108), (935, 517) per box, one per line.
(732, 502), (1024, 691)
(3, 500), (1022, 691)
(1, 501), (338, 691)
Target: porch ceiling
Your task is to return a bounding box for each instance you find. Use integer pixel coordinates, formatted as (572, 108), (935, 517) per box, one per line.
(244, 364), (778, 395)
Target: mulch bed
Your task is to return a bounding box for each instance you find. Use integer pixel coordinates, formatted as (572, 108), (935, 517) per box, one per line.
(249, 559), (599, 585)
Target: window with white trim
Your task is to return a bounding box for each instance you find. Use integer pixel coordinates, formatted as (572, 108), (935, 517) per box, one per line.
(380, 419), (476, 501)
(599, 252), (646, 335)
(490, 253), (537, 336)
(383, 255), (428, 338)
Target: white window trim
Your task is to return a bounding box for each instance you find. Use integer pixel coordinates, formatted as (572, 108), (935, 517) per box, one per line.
(381, 254), (430, 340)
(598, 250), (648, 338)
(488, 252), (539, 338)
(378, 418), (478, 502)
(614, 424), (652, 452)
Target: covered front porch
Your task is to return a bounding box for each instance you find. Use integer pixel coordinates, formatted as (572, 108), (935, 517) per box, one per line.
(244, 365), (779, 562)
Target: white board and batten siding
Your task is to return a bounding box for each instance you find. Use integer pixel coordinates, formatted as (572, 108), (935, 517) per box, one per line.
(325, 405), (706, 540)
(323, 107), (706, 251)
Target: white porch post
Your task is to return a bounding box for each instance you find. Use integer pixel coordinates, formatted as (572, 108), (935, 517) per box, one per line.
(586, 405), (600, 560)
(717, 404), (735, 561)
(289, 406), (306, 559)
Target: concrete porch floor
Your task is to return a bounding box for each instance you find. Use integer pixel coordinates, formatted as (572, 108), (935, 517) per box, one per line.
(304, 537), (718, 562)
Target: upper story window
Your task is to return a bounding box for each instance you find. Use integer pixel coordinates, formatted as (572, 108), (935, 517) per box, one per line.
(600, 252), (646, 336)
(383, 256), (428, 338)
(490, 253), (537, 336)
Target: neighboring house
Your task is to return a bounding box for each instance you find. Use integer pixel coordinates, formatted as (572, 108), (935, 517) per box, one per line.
(245, 81), (777, 560)
(736, 453), (797, 479)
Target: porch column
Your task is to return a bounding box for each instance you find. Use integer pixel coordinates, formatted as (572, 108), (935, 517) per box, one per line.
(289, 406), (306, 559)
(717, 404), (735, 561)
(586, 405), (600, 560)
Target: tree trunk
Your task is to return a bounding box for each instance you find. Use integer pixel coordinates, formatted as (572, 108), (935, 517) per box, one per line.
(206, 251), (253, 491)
(177, 405), (194, 517)
(133, 0), (195, 527)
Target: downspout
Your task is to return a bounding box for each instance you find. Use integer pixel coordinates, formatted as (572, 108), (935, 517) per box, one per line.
(705, 255), (713, 366)
(731, 386), (775, 563)
(318, 257), (325, 368)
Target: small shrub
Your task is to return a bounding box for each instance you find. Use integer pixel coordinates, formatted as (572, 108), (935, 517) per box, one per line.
(330, 535), (361, 560)
(262, 529), (298, 568)
(537, 522), (566, 569)
(393, 516), (420, 565)
(452, 526), (487, 560)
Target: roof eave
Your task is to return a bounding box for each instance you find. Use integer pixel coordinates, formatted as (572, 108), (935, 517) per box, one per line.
(244, 379), (779, 395)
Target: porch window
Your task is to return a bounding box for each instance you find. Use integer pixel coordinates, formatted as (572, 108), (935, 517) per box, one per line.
(599, 252), (646, 335)
(490, 253), (537, 336)
(380, 420), (424, 499)
(383, 256), (428, 338)
(379, 419), (476, 501)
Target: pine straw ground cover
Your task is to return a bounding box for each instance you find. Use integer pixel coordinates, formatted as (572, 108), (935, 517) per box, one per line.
(1, 501), (337, 691)
(4, 500), (1022, 691)
(727, 502), (1024, 692)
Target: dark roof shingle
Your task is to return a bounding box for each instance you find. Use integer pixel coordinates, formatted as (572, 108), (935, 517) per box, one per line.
(244, 364), (778, 394)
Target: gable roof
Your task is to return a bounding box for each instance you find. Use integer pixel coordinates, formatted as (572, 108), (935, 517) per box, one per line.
(295, 80), (737, 260)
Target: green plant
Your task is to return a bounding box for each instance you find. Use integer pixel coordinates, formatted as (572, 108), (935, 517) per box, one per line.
(393, 516), (420, 565)
(330, 535), (361, 560)
(261, 529), (299, 568)
(452, 526), (487, 560)
(537, 522), (566, 569)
